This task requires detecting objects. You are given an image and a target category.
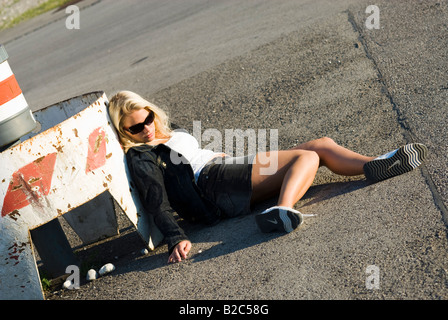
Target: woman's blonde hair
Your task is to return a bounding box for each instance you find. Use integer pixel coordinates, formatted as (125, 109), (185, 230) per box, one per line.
(108, 90), (172, 152)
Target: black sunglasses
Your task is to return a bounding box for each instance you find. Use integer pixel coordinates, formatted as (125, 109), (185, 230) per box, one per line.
(126, 111), (155, 134)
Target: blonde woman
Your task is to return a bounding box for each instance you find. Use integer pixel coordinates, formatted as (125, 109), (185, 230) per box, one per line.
(108, 91), (427, 264)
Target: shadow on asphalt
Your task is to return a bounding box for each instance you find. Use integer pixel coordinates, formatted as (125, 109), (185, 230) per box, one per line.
(300, 178), (372, 209)
(77, 177), (371, 270)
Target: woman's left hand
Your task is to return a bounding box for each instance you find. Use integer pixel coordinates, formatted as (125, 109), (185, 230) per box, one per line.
(168, 240), (192, 263)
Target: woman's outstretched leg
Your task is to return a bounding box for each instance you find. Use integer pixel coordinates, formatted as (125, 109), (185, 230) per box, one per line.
(250, 149), (320, 208)
(292, 137), (375, 176)
(293, 137), (428, 182)
(250, 149), (319, 233)
(250, 137), (427, 233)
(250, 137), (373, 234)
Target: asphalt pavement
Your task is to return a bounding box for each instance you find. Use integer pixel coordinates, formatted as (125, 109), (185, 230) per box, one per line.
(1, 0), (447, 302)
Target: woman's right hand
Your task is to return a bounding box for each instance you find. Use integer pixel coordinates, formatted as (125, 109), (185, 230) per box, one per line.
(168, 240), (192, 263)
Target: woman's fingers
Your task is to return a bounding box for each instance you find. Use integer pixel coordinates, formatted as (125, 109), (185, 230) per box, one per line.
(168, 241), (192, 263)
(168, 249), (181, 263)
(181, 241), (192, 259)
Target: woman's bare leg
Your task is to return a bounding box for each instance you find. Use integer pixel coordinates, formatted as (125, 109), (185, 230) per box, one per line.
(251, 137), (427, 234)
(251, 149), (320, 207)
(292, 137), (375, 176)
(251, 137), (374, 208)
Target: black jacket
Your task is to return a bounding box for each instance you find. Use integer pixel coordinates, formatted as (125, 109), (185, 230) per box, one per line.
(126, 144), (221, 253)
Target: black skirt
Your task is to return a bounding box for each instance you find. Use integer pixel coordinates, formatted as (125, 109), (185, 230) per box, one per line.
(197, 155), (255, 218)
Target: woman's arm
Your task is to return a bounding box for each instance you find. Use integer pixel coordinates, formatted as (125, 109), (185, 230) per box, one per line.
(126, 148), (190, 256)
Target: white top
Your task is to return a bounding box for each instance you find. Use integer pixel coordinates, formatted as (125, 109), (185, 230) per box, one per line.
(163, 131), (222, 181)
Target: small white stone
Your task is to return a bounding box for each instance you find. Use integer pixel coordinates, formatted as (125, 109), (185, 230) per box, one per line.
(141, 248), (149, 255)
(99, 263), (115, 276)
(62, 280), (72, 289)
(86, 269), (98, 281)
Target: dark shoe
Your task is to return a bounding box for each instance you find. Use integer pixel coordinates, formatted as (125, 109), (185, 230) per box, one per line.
(255, 206), (303, 233)
(364, 143), (428, 182)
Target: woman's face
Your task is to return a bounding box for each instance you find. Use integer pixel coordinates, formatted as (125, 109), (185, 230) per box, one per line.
(122, 108), (156, 144)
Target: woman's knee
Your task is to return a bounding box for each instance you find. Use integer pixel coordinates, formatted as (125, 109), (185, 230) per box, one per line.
(295, 136), (336, 152)
(291, 149), (320, 169)
(250, 149), (319, 203)
(311, 137), (336, 150)
(305, 150), (320, 168)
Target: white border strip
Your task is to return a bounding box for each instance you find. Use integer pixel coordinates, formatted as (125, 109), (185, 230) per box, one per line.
(0, 94), (29, 120)
(0, 61), (13, 83)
